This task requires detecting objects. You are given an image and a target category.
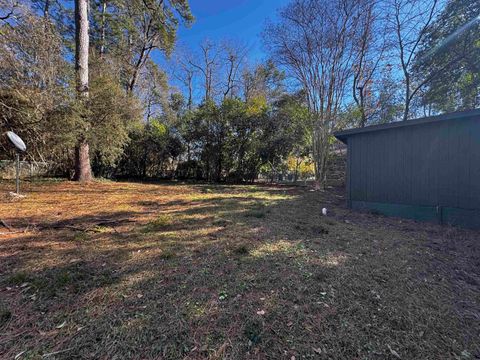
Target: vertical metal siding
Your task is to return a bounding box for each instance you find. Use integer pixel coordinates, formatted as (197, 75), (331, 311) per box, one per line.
(468, 119), (480, 209)
(348, 116), (480, 213)
(456, 120), (471, 209)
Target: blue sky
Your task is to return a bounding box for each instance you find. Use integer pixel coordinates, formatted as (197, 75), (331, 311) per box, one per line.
(175, 0), (291, 62)
(60, 0), (288, 61)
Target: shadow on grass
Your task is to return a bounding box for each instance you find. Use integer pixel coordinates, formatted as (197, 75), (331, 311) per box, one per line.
(0, 182), (479, 359)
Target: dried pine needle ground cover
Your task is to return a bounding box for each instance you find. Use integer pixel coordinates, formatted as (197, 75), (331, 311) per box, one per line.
(0, 180), (478, 359)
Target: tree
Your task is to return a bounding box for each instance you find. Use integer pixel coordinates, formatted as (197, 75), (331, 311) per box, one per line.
(188, 40), (220, 102)
(117, 118), (182, 178)
(29, 0), (58, 19)
(259, 93), (310, 182)
(3, 0), (372, 185)
(87, 0), (193, 93)
(351, 0), (388, 127)
(177, 39), (248, 104)
(140, 60), (171, 123)
(374, 64), (403, 123)
(73, 0), (93, 181)
(0, 7), (69, 166)
(221, 40), (248, 99)
(0, 0), (18, 22)
(242, 60), (285, 104)
(171, 49), (197, 110)
(412, 0), (480, 113)
(87, 72), (142, 176)
(222, 98), (262, 182)
(121, 0), (194, 93)
(387, 0), (443, 121)
(264, 0), (362, 189)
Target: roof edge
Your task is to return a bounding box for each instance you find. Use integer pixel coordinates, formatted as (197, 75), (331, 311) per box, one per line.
(334, 108), (480, 144)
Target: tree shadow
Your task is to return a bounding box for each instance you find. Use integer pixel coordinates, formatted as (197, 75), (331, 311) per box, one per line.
(0, 182), (479, 359)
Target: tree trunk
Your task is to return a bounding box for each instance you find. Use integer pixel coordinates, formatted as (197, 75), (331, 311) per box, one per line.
(128, 66), (140, 93)
(358, 87), (367, 127)
(402, 73), (411, 121)
(312, 123), (329, 190)
(294, 158), (300, 182)
(187, 75), (193, 110)
(216, 140), (223, 182)
(128, 46), (152, 93)
(74, 0), (93, 182)
(100, 0), (107, 56)
(43, 0), (50, 19)
(73, 140), (93, 181)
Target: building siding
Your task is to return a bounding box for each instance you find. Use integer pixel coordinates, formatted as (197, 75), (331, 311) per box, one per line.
(341, 113), (480, 229)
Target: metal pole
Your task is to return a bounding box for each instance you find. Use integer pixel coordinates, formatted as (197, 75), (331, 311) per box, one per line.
(15, 152), (20, 194)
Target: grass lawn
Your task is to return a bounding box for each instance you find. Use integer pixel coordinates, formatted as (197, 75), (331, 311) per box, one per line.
(0, 180), (478, 359)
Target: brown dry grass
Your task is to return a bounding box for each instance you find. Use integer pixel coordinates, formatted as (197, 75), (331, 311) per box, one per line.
(0, 180), (478, 359)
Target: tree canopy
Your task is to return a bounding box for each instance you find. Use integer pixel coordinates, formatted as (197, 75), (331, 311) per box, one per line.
(0, 0), (478, 185)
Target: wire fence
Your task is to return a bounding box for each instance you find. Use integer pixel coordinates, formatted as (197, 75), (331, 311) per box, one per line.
(0, 160), (51, 180)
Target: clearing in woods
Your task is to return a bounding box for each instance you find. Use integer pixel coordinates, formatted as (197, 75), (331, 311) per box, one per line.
(0, 180), (479, 359)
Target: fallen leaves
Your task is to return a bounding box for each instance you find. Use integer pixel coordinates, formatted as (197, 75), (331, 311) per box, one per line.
(1, 181), (478, 359)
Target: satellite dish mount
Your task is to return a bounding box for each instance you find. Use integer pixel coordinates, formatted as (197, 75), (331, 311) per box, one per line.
(6, 131), (27, 195)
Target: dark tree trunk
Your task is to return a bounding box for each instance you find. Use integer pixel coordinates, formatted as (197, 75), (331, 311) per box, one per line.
(187, 76), (193, 110)
(127, 46), (152, 93)
(43, 0), (50, 19)
(294, 158), (300, 182)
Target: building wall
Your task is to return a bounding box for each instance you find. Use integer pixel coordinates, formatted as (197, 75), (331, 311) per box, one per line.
(347, 115), (480, 228)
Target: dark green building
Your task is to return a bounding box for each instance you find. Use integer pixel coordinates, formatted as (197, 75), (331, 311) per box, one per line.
(335, 109), (480, 229)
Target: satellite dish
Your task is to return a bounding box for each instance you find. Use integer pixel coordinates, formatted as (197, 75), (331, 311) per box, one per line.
(5, 131), (26, 195)
(6, 131), (26, 152)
